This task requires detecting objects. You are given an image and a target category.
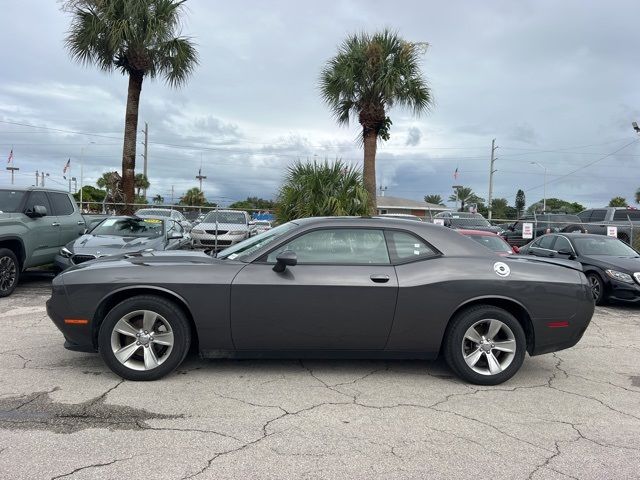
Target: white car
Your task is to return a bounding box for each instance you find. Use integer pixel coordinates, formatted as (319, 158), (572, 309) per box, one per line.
(191, 210), (255, 250)
(253, 220), (273, 234)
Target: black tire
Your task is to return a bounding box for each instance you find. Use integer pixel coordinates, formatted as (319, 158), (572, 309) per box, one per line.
(98, 295), (191, 381)
(0, 248), (19, 298)
(586, 273), (606, 306)
(561, 224), (586, 233)
(444, 305), (526, 385)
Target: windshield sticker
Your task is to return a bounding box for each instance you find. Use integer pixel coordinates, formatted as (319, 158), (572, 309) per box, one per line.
(144, 219), (162, 224)
(494, 262), (510, 277)
(227, 253), (238, 260)
(101, 219), (117, 227)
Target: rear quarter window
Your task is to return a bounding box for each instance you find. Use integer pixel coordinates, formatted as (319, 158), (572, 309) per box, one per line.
(385, 230), (437, 263)
(613, 210), (640, 221)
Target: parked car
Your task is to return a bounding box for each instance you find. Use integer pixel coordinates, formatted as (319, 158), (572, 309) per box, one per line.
(518, 232), (640, 305)
(47, 217), (593, 385)
(433, 212), (502, 233)
(0, 187), (88, 297)
(457, 229), (518, 256)
(55, 216), (191, 270)
(501, 213), (584, 247)
(191, 210), (255, 250)
(577, 207), (640, 245)
(134, 208), (192, 232)
(253, 220), (273, 234)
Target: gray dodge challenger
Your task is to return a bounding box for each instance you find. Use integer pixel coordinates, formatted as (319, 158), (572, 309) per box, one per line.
(46, 217), (594, 385)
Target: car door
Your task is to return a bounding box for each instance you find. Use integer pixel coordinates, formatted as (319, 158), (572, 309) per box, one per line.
(528, 235), (557, 257)
(230, 228), (399, 350)
(48, 192), (84, 245)
(22, 191), (59, 267)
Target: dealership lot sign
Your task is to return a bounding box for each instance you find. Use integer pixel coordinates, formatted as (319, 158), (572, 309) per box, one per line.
(522, 223), (534, 239)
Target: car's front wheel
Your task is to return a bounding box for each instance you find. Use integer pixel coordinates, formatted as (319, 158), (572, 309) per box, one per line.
(98, 295), (191, 381)
(587, 273), (606, 305)
(0, 248), (19, 298)
(444, 306), (526, 385)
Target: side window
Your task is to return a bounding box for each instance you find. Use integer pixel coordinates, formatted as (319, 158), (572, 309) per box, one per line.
(613, 210), (640, 221)
(536, 235), (555, 250)
(589, 210), (607, 222)
(385, 230), (437, 263)
(577, 210), (592, 222)
(554, 236), (572, 252)
(266, 229), (390, 264)
(25, 191), (52, 215)
(49, 193), (74, 216)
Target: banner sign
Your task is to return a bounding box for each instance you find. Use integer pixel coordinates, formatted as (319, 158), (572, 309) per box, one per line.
(607, 226), (618, 237)
(522, 223), (534, 239)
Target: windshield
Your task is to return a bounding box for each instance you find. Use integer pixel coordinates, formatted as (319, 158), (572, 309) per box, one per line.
(465, 234), (512, 253)
(203, 211), (247, 224)
(449, 213), (491, 227)
(573, 237), (638, 256)
(91, 218), (164, 238)
(135, 209), (172, 218)
(0, 190), (26, 213)
(217, 222), (297, 260)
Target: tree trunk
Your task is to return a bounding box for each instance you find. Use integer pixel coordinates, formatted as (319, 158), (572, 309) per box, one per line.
(121, 72), (143, 214)
(362, 129), (378, 214)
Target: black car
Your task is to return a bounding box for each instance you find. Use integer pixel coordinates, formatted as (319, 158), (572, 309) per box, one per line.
(433, 212), (502, 233)
(54, 216), (191, 270)
(47, 217), (594, 385)
(518, 233), (640, 305)
(502, 214), (584, 247)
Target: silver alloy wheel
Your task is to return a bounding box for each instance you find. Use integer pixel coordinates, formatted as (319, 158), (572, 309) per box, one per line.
(0, 256), (17, 292)
(589, 276), (601, 300)
(461, 319), (516, 376)
(110, 310), (174, 371)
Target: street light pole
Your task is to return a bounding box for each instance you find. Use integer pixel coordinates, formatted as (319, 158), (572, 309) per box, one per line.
(452, 185), (463, 211)
(487, 139), (498, 220)
(530, 162), (547, 212)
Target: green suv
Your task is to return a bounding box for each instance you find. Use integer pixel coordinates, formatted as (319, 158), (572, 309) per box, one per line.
(0, 187), (87, 296)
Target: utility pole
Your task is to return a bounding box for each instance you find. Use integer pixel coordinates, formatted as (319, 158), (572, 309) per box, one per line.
(6, 166), (19, 185)
(35, 170), (39, 187)
(487, 138), (498, 220)
(196, 168), (207, 193)
(171, 185), (174, 204)
(141, 122), (149, 199)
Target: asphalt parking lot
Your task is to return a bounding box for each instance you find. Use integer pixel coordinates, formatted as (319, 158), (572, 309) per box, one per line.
(0, 274), (639, 480)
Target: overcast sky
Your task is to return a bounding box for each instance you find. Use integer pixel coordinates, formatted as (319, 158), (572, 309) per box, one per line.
(1, 0), (639, 209)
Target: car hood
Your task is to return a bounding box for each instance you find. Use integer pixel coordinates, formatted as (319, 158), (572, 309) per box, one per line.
(584, 255), (640, 273)
(66, 234), (163, 255)
(505, 255), (584, 272)
(63, 249), (221, 272)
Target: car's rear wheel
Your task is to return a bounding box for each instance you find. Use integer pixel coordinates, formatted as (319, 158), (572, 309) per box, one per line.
(587, 273), (606, 305)
(98, 295), (191, 381)
(0, 248), (19, 298)
(444, 306), (526, 385)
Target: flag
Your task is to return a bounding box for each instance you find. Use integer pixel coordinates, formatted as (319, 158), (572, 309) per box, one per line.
(63, 158), (71, 174)
(453, 166), (459, 179)
(7, 148), (13, 164)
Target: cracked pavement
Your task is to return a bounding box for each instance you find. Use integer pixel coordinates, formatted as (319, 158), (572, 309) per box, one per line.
(0, 273), (639, 479)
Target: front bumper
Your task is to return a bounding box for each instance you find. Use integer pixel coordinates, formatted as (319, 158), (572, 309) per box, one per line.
(54, 254), (73, 272)
(606, 277), (640, 303)
(191, 232), (248, 249)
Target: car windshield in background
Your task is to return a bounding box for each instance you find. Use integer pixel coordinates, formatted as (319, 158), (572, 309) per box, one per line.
(0, 190), (26, 213)
(92, 218), (164, 238)
(217, 222), (297, 260)
(135, 209), (172, 218)
(573, 237), (638, 257)
(203, 211), (246, 224)
(466, 234), (512, 253)
(450, 213), (491, 227)
(539, 215), (581, 225)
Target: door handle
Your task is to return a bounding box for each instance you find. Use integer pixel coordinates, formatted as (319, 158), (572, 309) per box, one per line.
(370, 274), (390, 283)
(77, 221), (85, 225)
(51, 222), (60, 227)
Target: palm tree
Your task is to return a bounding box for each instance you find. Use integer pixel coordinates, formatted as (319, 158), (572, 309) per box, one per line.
(424, 194), (443, 205)
(277, 160), (369, 223)
(134, 173), (150, 198)
(180, 187), (206, 206)
(64, 0), (198, 212)
(153, 194), (164, 204)
(635, 188), (640, 204)
(448, 187), (485, 212)
(320, 30), (432, 213)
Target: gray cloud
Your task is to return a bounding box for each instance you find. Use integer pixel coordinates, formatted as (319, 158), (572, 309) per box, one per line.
(405, 127), (422, 146)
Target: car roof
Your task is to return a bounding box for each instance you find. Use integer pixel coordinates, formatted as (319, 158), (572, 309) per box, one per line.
(0, 186), (68, 193)
(456, 229), (498, 236)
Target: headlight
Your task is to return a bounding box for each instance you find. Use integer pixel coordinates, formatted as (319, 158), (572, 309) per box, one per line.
(191, 229), (205, 234)
(227, 230), (245, 235)
(59, 247), (72, 258)
(605, 269), (634, 284)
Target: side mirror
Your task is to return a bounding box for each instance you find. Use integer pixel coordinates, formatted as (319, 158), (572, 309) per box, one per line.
(168, 232), (183, 240)
(249, 221), (256, 226)
(25, 205), (47, 218)
(273, 251), (297, 272)
(556, 248), (574, 259)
